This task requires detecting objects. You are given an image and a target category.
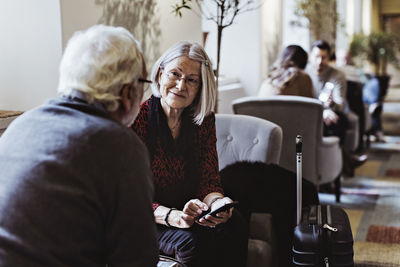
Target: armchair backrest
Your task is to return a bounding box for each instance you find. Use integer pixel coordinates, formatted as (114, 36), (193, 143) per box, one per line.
(232, 96), (324, 183)
(215, 114), (282, 171)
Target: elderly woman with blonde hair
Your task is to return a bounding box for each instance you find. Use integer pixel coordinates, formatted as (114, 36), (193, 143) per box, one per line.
(132, 41), (248, 267)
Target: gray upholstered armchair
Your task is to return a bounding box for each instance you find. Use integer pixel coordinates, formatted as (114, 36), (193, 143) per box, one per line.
(344, 111), (359, 152)
(215, 114), (283, 267)
(232, 96), (343, 202)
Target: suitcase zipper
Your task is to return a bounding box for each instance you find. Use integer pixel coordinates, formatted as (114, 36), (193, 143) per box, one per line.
(322, 206), (331, 267)
(317, 205), (324, 266)
(323, 224), (338, 232)
(324, 205), (338, 231)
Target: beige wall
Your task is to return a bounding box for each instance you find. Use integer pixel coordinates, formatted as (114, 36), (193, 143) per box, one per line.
(0, 0), (201, 111)
(368, 0), (400, 32)
(202, 0), (265, 96)
(261, 0), (283, 83)
(380, 0), (400, 14)
(60, 0), (103, 49)
(157, 1), (202, 55)
(0, 0), (62, 111)
(60, 0), (201, 68)
(371, 0), (381, 31)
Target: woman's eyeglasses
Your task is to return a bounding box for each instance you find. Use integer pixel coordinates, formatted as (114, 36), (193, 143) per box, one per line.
(165, 71), (200, 89)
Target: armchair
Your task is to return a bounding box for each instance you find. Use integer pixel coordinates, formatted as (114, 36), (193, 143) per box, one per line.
(344, 111), (359, 152)
(215, 114), (282, 267)
(232, 96), (343, 202)
(346, 80), (373, 151)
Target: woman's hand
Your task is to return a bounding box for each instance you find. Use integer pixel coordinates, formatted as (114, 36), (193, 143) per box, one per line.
(167, 209), (197, 229)
(177, 199), (207, 227)
(164, 199), (208, 229)
(154, 202), (206, 229)
(196, 197), (233, 228)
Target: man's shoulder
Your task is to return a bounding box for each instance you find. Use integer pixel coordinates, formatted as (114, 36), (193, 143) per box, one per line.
(16, 99), (142, 150)
(327, 65), (346, 81)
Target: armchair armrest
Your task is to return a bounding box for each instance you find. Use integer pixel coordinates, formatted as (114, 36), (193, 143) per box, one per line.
(364, 103), (372, 132)
(321, 136), (340, 147)
(248, 213), (274, 243)
(318, 136), (342, 184)
(344, 111), (359, 152)
(247, 213), (276, 267)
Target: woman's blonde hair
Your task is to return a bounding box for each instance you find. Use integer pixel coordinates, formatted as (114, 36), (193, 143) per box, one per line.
(150, 41), (216, 125)
(57, 24), (144, 112)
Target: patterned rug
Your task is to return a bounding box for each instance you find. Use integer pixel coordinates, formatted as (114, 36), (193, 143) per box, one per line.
(320, 136), (400, 266)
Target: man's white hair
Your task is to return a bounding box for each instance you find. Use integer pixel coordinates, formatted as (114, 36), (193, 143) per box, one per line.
(150, 41), (216, 125)
(58, 24), (144, 112)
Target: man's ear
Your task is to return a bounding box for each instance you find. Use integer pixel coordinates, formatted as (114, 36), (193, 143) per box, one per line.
(119, 84), (133, 112)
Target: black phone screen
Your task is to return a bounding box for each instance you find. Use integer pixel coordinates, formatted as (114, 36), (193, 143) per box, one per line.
(198, 201), (239, 220)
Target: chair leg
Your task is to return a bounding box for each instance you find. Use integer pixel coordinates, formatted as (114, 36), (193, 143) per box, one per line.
(334, 175), (341, 203)
(366, 133), (371, 149)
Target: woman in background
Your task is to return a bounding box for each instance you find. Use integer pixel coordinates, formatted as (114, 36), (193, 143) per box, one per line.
(258, 44), (315, 98)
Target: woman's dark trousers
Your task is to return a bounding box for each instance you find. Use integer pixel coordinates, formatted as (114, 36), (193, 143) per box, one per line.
(157, 209), (248, 267)
(220, 162), (320, 267)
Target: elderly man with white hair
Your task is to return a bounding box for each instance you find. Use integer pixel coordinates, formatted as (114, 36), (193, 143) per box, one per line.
(0, 25), (158, 266)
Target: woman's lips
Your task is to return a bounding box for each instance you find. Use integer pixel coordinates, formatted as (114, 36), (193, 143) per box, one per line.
(170, 91), (185, 98)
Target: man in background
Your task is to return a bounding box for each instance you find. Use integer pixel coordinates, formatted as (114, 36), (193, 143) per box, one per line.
(307, 40), (367, 174)
(308, 40), (349, 140)
(0, 25), (158, 266)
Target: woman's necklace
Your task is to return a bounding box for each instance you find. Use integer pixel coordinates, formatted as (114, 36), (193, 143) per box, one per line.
(169, 118), (181, 140)
(169, 118), (181, 131)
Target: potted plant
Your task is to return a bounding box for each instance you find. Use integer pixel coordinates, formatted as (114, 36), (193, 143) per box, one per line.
(172, 0), (259, 111)
(349, 31), (400, 98)
(292, 0), (340, 47)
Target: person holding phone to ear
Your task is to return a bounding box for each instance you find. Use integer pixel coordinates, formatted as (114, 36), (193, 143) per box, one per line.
(131, 41), (247, 267)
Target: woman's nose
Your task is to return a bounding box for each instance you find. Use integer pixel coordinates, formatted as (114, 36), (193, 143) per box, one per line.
(177, 78), (186, 91)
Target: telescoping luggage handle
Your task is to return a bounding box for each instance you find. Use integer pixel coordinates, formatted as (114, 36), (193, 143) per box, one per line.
(296, 135), (302, 225)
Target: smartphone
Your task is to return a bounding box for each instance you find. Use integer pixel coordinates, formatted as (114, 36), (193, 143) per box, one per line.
(319, 82), (334, 102)
(197, 201), (239, 221)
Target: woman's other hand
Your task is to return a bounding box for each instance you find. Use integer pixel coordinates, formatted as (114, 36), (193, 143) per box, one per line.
(155, 202), (206, 229)
(180, 199), (208, 226)
(168, 209), (197, 228)
(169, 199), (208, 228)
(197, 197), (233, 228)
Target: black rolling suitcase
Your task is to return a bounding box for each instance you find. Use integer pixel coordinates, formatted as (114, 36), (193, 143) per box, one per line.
(292, 135), (354, 266)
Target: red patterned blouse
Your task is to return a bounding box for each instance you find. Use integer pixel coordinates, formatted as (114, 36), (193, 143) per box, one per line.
(132, 98), (223, 211)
